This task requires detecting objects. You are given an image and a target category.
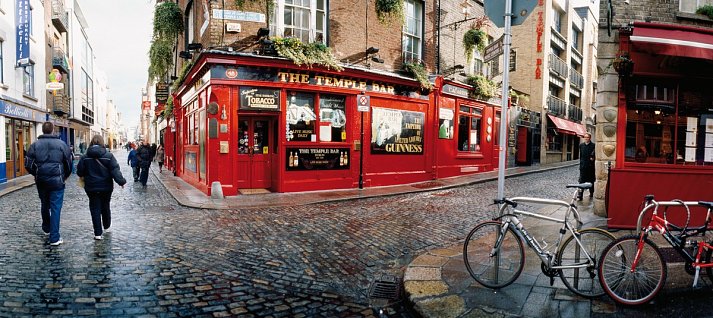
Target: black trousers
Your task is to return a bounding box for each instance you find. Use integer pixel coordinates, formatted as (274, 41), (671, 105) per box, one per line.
(86, 191), (112, 236)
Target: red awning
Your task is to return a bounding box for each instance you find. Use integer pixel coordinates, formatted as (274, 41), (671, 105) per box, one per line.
(630, 22), (713, 60)
(547, 114), (587, 137)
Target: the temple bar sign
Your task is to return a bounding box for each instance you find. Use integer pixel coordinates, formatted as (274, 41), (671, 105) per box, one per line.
(277, 72), (396, 94)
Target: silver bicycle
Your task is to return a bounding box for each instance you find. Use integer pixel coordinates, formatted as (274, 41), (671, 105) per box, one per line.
(463, 183), (615, 297)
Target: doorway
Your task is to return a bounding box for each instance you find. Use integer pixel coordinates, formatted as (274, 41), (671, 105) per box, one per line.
(237, 117), (274, 190)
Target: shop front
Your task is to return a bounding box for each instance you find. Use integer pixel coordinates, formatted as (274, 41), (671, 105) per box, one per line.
(607, 22), (713, 228)
(0, 100), (45, 182)
(433, 80), (502, 177)
(511, 107), (541, 166)
(170, 53), (506, 196)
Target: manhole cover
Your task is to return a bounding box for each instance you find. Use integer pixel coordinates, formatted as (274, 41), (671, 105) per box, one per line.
(369, 274), (402, 303)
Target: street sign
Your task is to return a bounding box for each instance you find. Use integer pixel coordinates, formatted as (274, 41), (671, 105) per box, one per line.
(485, 0), (539, 28)
(357, 94), (370, 112)
(483, 36), (504, 62)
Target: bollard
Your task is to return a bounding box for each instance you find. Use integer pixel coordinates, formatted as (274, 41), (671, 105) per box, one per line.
(210, 181), (224, 199)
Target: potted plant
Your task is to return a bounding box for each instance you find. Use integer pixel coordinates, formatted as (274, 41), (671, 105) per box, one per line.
(375, 0), (405, 24)
(466, 75), (497, 100)
(463, 28), (488, 63)
(612, 52), (633, 76)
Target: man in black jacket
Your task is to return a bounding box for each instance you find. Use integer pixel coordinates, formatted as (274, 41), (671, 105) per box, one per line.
(25, 122), (73, 246)
(578, 133), (596, 200)
(136, 141), (152, 187)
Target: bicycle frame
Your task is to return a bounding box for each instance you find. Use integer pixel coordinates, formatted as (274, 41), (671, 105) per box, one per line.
(632, 200), (713, 282)
(497, 196), (594, 270)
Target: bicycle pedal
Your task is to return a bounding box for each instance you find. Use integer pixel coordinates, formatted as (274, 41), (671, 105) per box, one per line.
(549, 276), (555, 286)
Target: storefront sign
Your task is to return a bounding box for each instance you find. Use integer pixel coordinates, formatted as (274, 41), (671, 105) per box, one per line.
(442, 84), (469, 99)
(371, 107), (424, 154)
(15, 0), (30, 66)
(277, 71), (395, 94)
(0, 100), (42, 121)
(240, 87), (280, 111)
(286, 148), (350, 170)
(156, 83), (169, 104)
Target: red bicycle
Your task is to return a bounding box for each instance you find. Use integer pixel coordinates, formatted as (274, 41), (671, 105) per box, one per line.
(598, 196), (713, 305)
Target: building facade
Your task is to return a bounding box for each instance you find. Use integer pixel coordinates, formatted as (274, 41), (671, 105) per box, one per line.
(0, 0), (48, 183)
(509, 0), (600, 166)
(595, 0), (713, 226)
(157, 0), (512, 195)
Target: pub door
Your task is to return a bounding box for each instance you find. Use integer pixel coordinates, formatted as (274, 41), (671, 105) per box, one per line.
(237, 117), (273, 189)
(516, 126), (530, 166)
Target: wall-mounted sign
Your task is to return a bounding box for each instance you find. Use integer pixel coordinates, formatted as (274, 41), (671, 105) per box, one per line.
(442, 84), (469, 99)
(226, 23), (241, 33)
(0, 100), (42, 121)
(226, 68), (238, 78)
(240, 87), (280, 111)
(212, 9), (265, 22)
(286, 148), (350, 170)
(15, 0), (30, 66)
(371, 107), (425, 154)
(155, 83), (169, 104)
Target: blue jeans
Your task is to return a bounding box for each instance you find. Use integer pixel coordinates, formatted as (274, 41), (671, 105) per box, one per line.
(87, 191), (112, 236)
(139, 163), (150, 186)
(37, 186), (65, 243)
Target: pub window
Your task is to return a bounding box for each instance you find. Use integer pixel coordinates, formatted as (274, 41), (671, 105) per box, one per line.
(318, 94), (347, 142)
(457, 105), (482, 152)
(547, 129), (562, 151)
(286, 91), (316, 142)
(624, 80), (713, 165)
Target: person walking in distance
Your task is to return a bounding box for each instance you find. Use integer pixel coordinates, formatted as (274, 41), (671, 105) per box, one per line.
(155, 144), (165, 173)
(24, 122), (73, 246)
(578, 133), (596, 200)
(137, 141), (152, 187)
(76, 135), (126, 240)
(127, 144), (139, 182)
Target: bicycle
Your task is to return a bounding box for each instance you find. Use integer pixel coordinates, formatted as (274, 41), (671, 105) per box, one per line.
(598, 196), (713, 305)
(463, 183), (615, 298)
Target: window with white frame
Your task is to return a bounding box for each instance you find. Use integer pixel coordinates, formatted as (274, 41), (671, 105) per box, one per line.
(402, 0), (423, 62)
(186, 1), (194, 45)
(471, 50), (484, 76)
(552, 7), (563, 34)
(270, 0), (327, 43)
(22, 63), (34, 96)
(680, 0), (713, 13)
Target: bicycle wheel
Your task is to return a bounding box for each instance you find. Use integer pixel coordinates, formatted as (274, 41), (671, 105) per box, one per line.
(598, 234), (667, 305)
(463, 221), (524, 288)
(556, 227), (615, 298)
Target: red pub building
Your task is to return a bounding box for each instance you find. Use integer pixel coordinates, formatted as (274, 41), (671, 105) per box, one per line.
(167, 52), (503, 196)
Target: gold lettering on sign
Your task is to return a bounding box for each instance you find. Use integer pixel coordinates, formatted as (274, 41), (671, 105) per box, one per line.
(275, 72), (395, 94)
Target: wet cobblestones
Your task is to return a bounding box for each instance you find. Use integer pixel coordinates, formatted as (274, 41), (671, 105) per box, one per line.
(0, 150), (581, 317)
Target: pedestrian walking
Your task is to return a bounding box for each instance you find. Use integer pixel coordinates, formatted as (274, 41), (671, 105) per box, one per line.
(76, 135), (126, 240)
(127, 144), (139, 182)
(578, 133), (595, 200)
(137, 141), (152, 187)
(24, 122), (73, 246)
(155, 145), (165, 172)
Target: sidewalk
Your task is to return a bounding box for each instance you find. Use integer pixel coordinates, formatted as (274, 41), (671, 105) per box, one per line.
(150, 161), (579, 209)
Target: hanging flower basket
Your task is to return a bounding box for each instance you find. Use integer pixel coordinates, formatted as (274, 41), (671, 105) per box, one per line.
(375, 0), (405, 24)
(612, 53), (633, 76)
(463, 28), (488, 63)
(466, 75), (497, 100)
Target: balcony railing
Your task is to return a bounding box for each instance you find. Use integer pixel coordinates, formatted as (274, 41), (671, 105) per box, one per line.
(52, 47), (69, 73)
(569, 69), (583, 89)
(567, 104), (583, 122)
(50, 93), (70, 116)
(51, 0), (68, 33)
(547, 95), (567, 117)
(549, 53), (568, 79)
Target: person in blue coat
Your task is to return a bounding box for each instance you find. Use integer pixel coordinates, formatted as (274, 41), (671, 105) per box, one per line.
(25, 122), (73, 246)
(127, 144), (139, 182)
(76, 135), (126, 240)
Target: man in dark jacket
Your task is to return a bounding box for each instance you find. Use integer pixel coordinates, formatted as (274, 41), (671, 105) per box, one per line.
(127, 145), (139, 182)
(25, 122), (73, 246)
(136, 141), (152, 187)
(76, 135), (126, 240)
(578, 133), (596, 200)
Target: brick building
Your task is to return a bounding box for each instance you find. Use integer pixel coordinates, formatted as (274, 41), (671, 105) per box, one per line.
(158, 0), (513, 195)
(595, 0), (713, 224)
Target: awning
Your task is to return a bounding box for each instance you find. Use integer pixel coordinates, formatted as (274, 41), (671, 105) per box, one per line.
(630, 22), (713, 60)
(547, 114), (587, 137)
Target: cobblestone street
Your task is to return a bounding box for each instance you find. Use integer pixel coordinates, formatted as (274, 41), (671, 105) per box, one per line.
(2, 150), (710, 317)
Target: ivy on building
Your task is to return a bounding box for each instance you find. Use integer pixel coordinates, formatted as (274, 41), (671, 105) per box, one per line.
(272, 37), (343, 71)
(402, 62), (433, 91)
(466, 74), (497, 100)
(375, 0), (405, 24)
(148, 2), (184, 82)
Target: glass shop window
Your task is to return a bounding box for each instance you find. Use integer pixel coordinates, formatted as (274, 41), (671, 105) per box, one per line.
(457, 105), (482, 152)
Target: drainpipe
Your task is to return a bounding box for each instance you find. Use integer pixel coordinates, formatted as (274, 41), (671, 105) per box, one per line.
(436, 0), (441, 74)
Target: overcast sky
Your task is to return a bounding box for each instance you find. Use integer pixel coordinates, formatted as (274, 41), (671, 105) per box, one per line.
(78, 0), (154, 130)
